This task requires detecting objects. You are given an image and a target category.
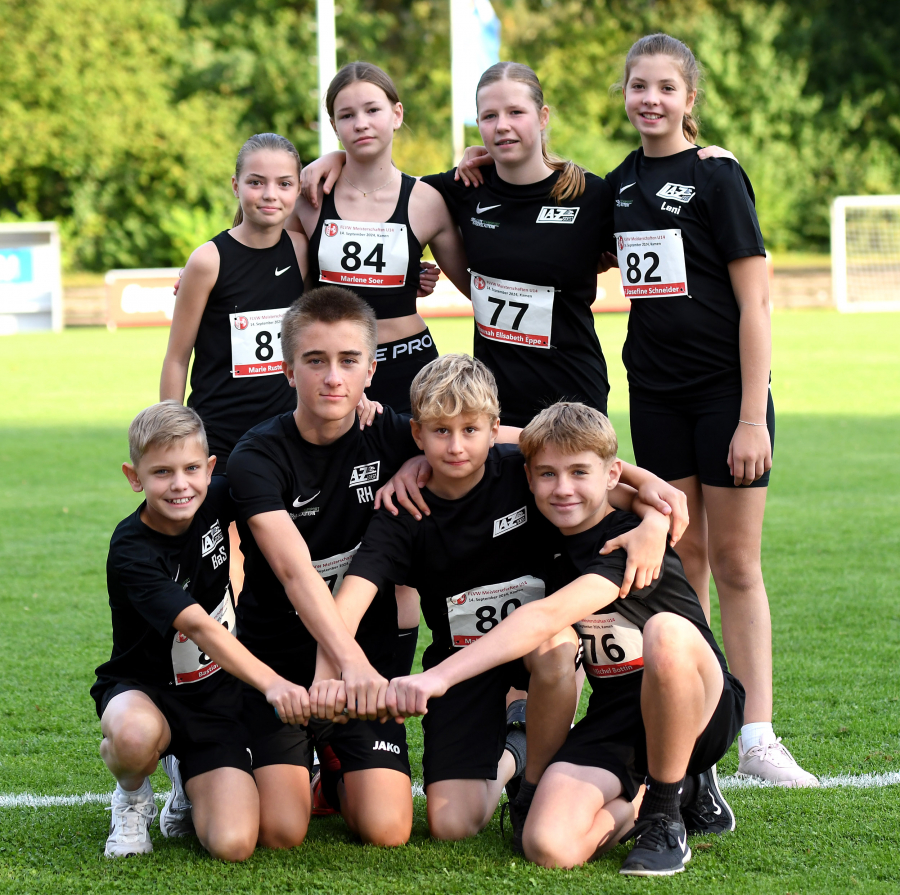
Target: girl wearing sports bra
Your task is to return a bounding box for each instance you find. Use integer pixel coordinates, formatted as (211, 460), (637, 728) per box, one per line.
(288, 62), (470, 415)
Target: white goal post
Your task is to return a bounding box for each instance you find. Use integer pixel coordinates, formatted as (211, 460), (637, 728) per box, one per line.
(831, 195), (900, 312)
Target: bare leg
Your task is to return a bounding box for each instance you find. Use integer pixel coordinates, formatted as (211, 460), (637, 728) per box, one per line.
(228, 521), (244, 600)
(702, 485), (772, 724)
(100, 691), (170, 790)
(338, 768), (412, 846)
(426, 750), (517, 840)
(669, 475), (712, 622)
(641, 613), (724, 781)
(187, 767), (259, 862)
(521, 627), (580, 783)
(253, 764), (311, 849)
(524, 763), (634, 869)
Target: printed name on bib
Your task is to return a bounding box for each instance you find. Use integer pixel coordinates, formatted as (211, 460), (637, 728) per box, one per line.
(470, 271), (554, 349)
(311, 544), (360, 597)
(319, 220), (409, 288)
(576, 611), (643, 678)
(614, 230), (688, 298)
(447, 576), (545, 647)
(172, 587), (236, 685)
(229, 308), (288, 377)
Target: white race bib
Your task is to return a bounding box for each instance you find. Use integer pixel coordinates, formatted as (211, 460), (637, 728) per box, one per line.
(171, 587), (236, 685)
(318, 220), (409, 288)
(447, 575), (545, 648)
(576, 611), (644, 678)
(614, 229), (688, 298)
(311, 544), (360, 596)
(470, 271), (554, 349)
(229, 307), (288, 377)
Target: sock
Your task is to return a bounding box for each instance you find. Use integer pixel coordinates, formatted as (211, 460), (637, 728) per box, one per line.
(515, 778), (537, 810)
(641, 775), (685, 823)
(116, 778), (151, 802)
(741, 721), (774, 750)
(394, 625), (419, 677)
(504, 728), (527, 778)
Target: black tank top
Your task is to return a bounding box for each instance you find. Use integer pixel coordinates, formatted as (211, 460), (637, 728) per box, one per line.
(187, 229), (303, 461)
(307, 172), (422, 320)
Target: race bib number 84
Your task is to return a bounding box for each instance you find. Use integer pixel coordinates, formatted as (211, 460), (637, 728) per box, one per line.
(447, 576), (545, 647)
(614, 229), (688, 298)
(319, 220), (409, 288)
(470, 271), (554, 349)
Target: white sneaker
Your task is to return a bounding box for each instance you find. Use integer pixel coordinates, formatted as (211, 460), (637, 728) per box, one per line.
(104, 784), (158, 857)
(736, 733), (820, 787)
(159, 755), (194, 838)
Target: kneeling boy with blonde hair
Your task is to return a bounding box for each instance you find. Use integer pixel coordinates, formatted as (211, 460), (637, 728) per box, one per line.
(319, 358), (676, 845)
(387, 402), (745, 876)
(92, 401), (310, 861)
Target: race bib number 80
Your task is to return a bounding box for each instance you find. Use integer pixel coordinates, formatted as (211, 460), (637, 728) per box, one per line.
(229, 308), (288, 377)
(614, 229), (688, 298)
(319, 220), (409, 288)
(471, 271), (554, 349)
(576, 611), (643, 678)
(447, 576), (545, 647)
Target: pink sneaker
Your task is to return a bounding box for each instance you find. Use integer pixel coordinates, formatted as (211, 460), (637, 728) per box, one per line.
(737, 733), (819, 787)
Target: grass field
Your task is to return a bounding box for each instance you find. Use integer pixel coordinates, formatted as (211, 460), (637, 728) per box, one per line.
(1, 310), (899, 893)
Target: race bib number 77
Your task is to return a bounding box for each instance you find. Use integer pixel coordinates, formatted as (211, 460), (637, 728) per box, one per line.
(470, 271), (554, 349)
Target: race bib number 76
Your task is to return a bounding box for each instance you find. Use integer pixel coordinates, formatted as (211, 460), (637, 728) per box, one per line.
(576, 611), (644, 678)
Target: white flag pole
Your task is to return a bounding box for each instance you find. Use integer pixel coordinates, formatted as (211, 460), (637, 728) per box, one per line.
(450, 0), (467, 164)
(317, 0), (339, 156)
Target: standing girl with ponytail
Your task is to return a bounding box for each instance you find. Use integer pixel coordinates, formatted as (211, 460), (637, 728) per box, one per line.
(604, 34), (816, 788)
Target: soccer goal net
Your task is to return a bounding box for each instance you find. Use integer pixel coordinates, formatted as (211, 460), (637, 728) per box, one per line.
(831, 195), (900, 312)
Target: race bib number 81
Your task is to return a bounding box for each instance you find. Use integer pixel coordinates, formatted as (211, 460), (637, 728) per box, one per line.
(471, 271), (554, 349)
(229, 308), (288, 377)
(576, 611), (644, 678)
(319, 220), (409, 288)
(447, 576), (544, 647)
(614, 229), (688, 298)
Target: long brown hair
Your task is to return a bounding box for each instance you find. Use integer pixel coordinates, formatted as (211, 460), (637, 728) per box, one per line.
(326, 62), (401, 121)
(232, 133), (301, 227)
(475, 62), (586, 203)
(615, 34), (703, 142)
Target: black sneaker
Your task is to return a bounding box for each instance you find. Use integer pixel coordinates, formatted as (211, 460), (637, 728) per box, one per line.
(682, 765), (735, 835)
(506, 698), (527, 733)
(500, 779), (536, 855)
(503, 727), (526, 802)
(619, 813), (691, 876)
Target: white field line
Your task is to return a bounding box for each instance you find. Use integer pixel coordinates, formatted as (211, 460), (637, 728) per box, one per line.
(0, 773), (897, 809)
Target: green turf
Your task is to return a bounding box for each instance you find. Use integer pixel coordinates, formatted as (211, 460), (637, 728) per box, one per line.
(1, 311), (899, 893)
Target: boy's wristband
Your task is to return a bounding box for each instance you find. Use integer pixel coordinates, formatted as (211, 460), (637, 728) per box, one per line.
(738, 419), (766, 427)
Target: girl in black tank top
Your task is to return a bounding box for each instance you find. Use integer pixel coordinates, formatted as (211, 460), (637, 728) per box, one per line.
(161, 133), (308, 468)
(289, 62), (471, 415)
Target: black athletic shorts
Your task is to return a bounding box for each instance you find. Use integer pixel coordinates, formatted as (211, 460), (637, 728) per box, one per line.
(421, 659), (530, 787)
(368, 328), (439, 414)
(629, 388), (774, 488)
(94, 675), (253, 783)
(553, 670), (745, 801)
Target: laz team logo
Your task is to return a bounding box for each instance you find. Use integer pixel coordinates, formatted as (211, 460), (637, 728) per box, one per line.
(655, 183), (696, 204)
(200, 520), (224, 557)
(349, 461), (380, 487)
(493, 506), (527, 537)
(325, 222), (339, 237)
(233, 316), (249, 330)
(536, 206), (579, 224)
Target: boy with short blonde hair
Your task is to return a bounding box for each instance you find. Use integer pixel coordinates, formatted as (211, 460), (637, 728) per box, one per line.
(387, 402), (745, 876)
(92, 401), (310, 861)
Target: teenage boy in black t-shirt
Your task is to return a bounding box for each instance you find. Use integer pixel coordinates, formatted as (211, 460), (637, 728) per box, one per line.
(386, 402), (745, 877)
(315, 356), (678, 843)
(92, 401), (310, 862)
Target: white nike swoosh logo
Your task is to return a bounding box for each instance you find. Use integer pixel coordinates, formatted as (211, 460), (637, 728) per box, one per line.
(275, 266), (291, 276)
(619, 183), (636, 194)
(678, 833), (687, 852)
(476, 203), (501, 214)
(709, 790), (722, 814)
(292, 491), (320, 507)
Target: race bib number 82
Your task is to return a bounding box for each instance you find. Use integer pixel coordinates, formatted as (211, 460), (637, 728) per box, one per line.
(614, 229), (688, 298)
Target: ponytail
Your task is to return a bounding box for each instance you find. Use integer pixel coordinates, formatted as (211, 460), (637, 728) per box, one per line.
(232, 133), (302, 228)
(476, 62), (587, 203)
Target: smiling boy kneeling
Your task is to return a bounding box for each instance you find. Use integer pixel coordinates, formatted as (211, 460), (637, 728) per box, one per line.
(386, 402), (745, 876)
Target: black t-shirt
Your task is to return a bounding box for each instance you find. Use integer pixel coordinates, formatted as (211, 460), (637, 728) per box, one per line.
(226, 409), (419, 681)
(94, 477), (237, 692)
(605, 147), (765, 398)
(548, 509), (727, 696)
(347, 445), (556, 668)
(307, 173), (423, 321)
(422, 168), (614, 426)
(188, 229), (303, 463)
